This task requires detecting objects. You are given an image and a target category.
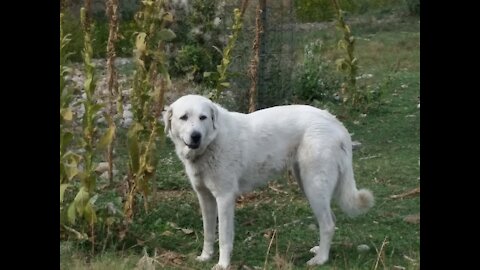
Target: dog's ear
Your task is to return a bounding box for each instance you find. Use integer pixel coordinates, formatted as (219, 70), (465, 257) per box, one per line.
(210, 103), (218, 130)
(162, 105), (172, 134)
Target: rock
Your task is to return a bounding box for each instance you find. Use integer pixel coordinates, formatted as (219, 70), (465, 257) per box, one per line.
(96, 117), (106, 124)
(403, 213), (420, 224)
(95, 162), (110, 174)
(357, 244), (370, 253)
(100, 170), (119, 179)
(352, 141), (362, 150)
(122, 117), (133, 128)
(123, 110), (133, 119)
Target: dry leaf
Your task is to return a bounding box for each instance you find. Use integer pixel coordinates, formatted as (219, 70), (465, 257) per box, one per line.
(161, 230), (174, 237)
(181, 228), (194, 235)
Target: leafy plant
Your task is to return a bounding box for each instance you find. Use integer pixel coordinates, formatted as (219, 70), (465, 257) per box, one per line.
(331, 0), (361, 109)
(173, 44), (213, 82)
(204, 7), (245, 101)
(64, 6), (115, 249)
(60, 12), (82, 236)
(124, 0), (174, 223)
(168, 0), (223, 83)
(104, 0), (121, 186)
(293, 40), (341, 103)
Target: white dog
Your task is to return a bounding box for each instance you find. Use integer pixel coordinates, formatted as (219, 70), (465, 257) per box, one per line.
(163, 95), (374, 269)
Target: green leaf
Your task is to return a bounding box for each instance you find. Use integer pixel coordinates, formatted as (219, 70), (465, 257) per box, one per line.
(220, 82), (230, 88)
(89, 194), (98, 205)
(64, 163), (79, 181)
(135, 32), (147, 52)
(105, 217), (116, 226)
(336, 58), (350, 72)
(60, 108), (73, 121)
(90, 103), (103, 116)
(222, 58), (230, 67)
(158, 64), (172, 88)
(74, 187), (89, 216)
(60, 184), (69, 203)
(203, 72), (212, 78)
(60, 132), (73, 155)
(127, 124), (142, 173)
(142, 0), (154, 6)
(67, 203), (76, 224)
(97, 124), (116, 151)
(84, 202), (97, 224)
(157, 29), (176, 41)
(163, 12), (174, 22)
(211, 45), (223, 56)
(84, 77), (93, 92)
(338, 40), (348, 50)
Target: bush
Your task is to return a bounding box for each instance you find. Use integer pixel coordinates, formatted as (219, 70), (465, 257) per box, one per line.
(172, 44), (215, 83)
(168, 0), (224, 84)
(293, 40), (341, 103)
(62, 13), (136, 62)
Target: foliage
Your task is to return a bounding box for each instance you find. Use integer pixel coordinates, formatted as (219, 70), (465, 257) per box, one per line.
(293, 40), (341, 104)
(61, 12), (137, 62)
(60, 6), (117, 250)
(173, 44), (214, 82)
(124, 0), (173, 223)
(168, 0), (224, 84)
(105, 0), (121, 186)
(331, 0), (361, 111)
(205, 7), (244, 101)
(60, 12), (83, 235)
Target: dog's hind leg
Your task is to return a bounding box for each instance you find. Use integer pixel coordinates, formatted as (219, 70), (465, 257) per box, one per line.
(299, 153), (338, 266)
(291, 162), (305, 195)
(195, 187), (218, 262)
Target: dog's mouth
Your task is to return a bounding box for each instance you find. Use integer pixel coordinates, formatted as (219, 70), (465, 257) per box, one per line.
(184, 141), (200, 149)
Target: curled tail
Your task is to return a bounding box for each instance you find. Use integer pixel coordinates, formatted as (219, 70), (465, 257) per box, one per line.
(335, 148), (374, 217)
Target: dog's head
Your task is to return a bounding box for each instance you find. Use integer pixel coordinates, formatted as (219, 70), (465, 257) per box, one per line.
(162, 95), (218, 160)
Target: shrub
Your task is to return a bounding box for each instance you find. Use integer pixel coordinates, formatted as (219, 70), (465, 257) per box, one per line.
(62, 13), (136, 62)
(171, 44), (214, 83)
(168, 0), (224, 83)
(293, 40), (341, 103)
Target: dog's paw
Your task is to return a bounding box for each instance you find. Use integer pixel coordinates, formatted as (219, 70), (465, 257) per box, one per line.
(306, 254), (328, 266)
(196, 253), (213, 262)
(211, 264), (230, 270)
(309, 246), (320, 254)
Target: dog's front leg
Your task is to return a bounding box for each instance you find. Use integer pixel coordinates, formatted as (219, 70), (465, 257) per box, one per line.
(195, 188), (218, 262)
(212, 193), (236, 270)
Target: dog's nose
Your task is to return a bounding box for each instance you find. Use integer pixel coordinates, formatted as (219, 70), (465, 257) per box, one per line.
(191, 131), (202, 143)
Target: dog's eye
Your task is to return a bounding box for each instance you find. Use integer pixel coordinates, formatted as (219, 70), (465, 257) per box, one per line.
(180, 115), (188, 121)
(199, 115), (207, 120)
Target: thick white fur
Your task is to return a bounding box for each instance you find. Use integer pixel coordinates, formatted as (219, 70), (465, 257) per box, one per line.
(163, 95), (374, 269)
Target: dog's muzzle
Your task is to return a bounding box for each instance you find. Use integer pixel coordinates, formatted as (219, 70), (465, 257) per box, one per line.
(185, 131), (202, 149)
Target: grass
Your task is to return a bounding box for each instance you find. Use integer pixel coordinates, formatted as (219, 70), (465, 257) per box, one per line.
(60, 9), (419, 270)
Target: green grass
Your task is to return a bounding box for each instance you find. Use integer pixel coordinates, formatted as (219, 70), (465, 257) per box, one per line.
(61, 10), (419, 270)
